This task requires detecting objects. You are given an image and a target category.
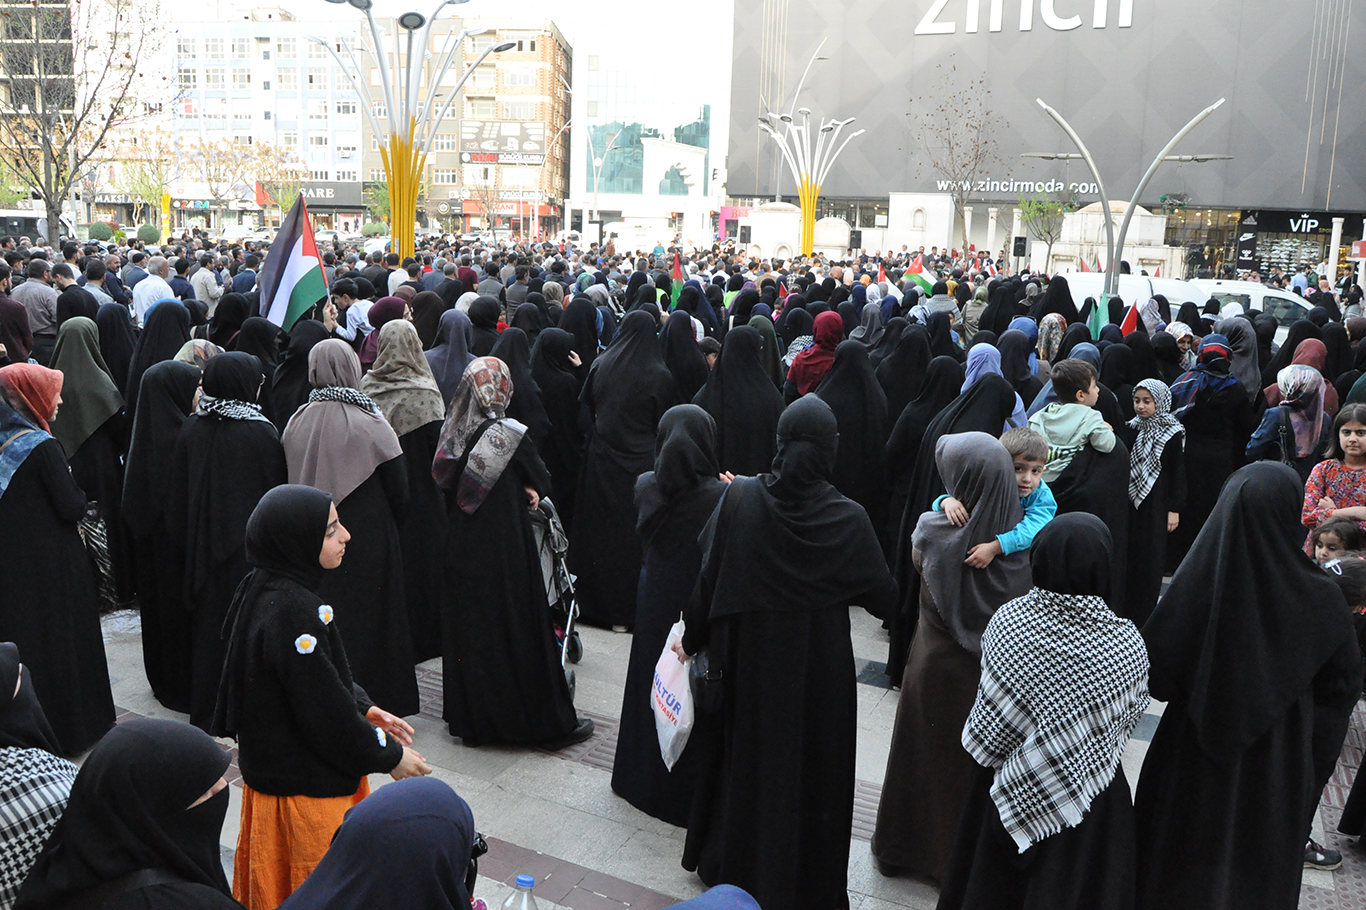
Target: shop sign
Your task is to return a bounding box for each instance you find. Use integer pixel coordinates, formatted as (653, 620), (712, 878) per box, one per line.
(460, 151), (545, 166)
(1240, 210), (1362, 236)
(299, 182), (364, 207)
(1236, 214), (1258, 268)
(460, 120), (547, 155)
(94, 193), (135, 204)
(173, 199), (214, 209)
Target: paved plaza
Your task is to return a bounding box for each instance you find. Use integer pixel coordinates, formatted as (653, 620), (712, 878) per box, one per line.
(95, 606), (1364, 910)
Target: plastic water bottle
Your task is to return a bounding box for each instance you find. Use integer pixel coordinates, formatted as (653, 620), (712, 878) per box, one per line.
(502, 874), (539, 910)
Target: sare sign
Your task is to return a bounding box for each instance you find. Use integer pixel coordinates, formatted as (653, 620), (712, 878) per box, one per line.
(915, 0), (1134, 34)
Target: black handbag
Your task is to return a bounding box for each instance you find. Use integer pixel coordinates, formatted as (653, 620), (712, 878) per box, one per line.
(689, 647), (723, 714)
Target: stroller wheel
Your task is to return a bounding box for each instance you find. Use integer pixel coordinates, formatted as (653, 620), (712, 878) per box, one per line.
(564, 668), (577, 702)
(566, 631), (582, 664)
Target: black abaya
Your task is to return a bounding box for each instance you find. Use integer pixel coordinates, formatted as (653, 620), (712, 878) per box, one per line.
(875, 325), (933, 427)
(95, 303), (137, 394)
(530, 328), (585, 529)
(124, 302), (191, 421)
(692, 325), (784, 477)
(883, 355), (963, 556)
(1165, 383), (1253, 570)
(441, 428), (579, 745)
(67, 415), (135, 604)
(569, 311), (680, 629)
(661, 311), (710, 403)
(490, 327), (551, 446)
(815, 341), (891, 550)
(1118, 431), (1185, 626)
(612, 405), (726, 826)
(166, 412), (287, 731)
(1046, 442), (1134, 615)
(269, 320), (331, 430)
(0, 437), (115, 755)
(395, 421), (446, 662)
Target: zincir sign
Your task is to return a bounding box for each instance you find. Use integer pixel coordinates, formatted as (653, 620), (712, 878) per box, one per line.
(728, 0), (1366, 211)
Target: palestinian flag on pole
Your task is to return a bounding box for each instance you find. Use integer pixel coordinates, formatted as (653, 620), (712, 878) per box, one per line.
(877, 262), (887, 284)
(906, 254), (936, 294)
(1088, 291), (1109, 340)
(670, 252), (684, 310)
(258, 196), (328, 331)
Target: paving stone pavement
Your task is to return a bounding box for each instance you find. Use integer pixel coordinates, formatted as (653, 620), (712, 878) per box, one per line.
(96, 608), (1362, 909)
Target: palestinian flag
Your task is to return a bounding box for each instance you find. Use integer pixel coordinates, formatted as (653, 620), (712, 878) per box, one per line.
(1078, 256), (1092, 273)
(877, 262), (887, 284)
(1091, 252), (1104, 272)
(670, 252), (684, 310)
(1088, 292), (1109, 340)
(906, 254), (936, 294)
(259, 197), (328, 331)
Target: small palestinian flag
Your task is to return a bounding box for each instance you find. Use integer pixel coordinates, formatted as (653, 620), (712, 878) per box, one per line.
(258, 197), (328, 331)
(906, 254), (936, 294)
(670, 252), (684, 310)
(877, 262), (887, 284)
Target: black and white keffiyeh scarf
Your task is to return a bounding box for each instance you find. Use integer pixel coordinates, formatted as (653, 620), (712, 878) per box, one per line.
(962, 586), (1150, 853)
(0, 747), (78, 907)
(198, 395), (271, 423)
(308, 385), (381, 413)
(1125, 378), (1183, 507)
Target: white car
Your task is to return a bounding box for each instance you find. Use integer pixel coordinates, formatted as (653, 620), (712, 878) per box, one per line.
(314, 230), (341, 244)
(1061, 273), (1205, 313)
(1188, 279), (1311, 344)
(363, 236), (391, 255)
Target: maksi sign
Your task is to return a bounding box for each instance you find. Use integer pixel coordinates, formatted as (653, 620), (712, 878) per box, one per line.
(728, 0), (1366, 212)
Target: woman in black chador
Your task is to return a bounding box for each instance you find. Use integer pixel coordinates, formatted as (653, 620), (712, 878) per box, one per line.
(612, 405), (728, 826)
(678, 395), (896, 910)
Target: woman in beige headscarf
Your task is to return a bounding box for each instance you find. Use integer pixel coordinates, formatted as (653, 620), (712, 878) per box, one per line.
(282, 339), (417, 716)
(360, 321), (448, 661)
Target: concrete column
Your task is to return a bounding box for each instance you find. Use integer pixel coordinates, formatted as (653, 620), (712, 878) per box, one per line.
(1011, 206), (1023, 269)
(1330, 216), (1345, 283)
(986, 206), (1000, 257)
(962, 206), (974, 254)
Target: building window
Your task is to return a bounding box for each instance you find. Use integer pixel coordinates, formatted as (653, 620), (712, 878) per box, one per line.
(280, 130), (298, 147)
(262, 49), (270, 60)
(143, 101), (163, 115)
(335, 99), (356, 115)
(309, 134), (329, 147)
(232, 37), (250, 58)
(586, 100), (597, 117)
(514, 38), (535, 51)
(177, 66), (197, 89)
(504, 66), (535, 87)
(203, 68), (225, 89)
(311, 169), (329, 181)
(587, 55), (598, 71)
(177, 37), (195, 58)
(232, 68), (250, 89)
(433, 168), (460, 184)
(204, 98), (227, 124)
(469, 67), (494, 89)
(335, 36), (355, 54)
(371, 100), (386, 119)
(264, 111), (272, 121)
(336, 169), (357, 182)
(466, 97), (495, 119)
(276, 68), (297, 90)
(276, 37), (296, 58)
(262, 80), (271, 90)
(308, 40), (326, 59)
(337, 142), (356, 157)
(306, 68), (326, 89)
(308, 100), (327, 121)
(502, 167), (535, 188)
(204, 37), (225, 59)
(234, 135), (253, 145)
(469, 35), (494, 54)
(503, 100), (535, 120)
(369, 168), (382, 181)
(370, 135), (379, 151)
(179, 98), (198, 117)
(433, 133), (457, 152)
(461, 164), (491, 185)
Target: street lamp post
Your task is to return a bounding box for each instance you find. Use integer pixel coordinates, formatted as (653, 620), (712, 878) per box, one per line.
(587, 128), (622, 249)
(316, 0), (515, 260)
(533, 118), (570, 241)
(757, 40), (862, 257)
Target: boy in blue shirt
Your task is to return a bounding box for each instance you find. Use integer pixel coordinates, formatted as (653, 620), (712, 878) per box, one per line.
(934, 427), (1056, 567)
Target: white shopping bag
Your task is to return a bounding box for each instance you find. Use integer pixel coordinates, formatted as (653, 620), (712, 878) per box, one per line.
(651, 620), (694, 770)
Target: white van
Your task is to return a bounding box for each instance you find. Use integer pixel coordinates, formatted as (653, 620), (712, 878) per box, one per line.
(0, 209), (77, 242)
(1188, 279), (1312, 342)
(1060, 272), (1205, 313)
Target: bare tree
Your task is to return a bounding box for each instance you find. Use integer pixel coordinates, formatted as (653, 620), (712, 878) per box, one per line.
(909, 58), (1001, 255)
(1018, 190), (1078, 273)
(186, 138), (254, 230)
(111, 129), (182, 227)
(0, 0), (163, 243)
(468, 170), (503, 242)
(253, 143), (309, 223)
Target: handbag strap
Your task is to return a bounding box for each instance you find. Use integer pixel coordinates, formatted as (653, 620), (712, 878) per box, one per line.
(0, 428), (35, 458)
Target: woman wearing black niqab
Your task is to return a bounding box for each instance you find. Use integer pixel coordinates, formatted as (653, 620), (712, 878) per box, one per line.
(876, 324), (934, 423)
(410, 290), (450, 349)
(868, 315), (907, 369)
(996, 328), (1043, 407)
(1135, 463), (1361, 910)
(692, 326), (784, 477)
(1152, 332), (1184, 385)
(466, 296), (502, 357)
(15, 717), (237, 910)
(123, 360), (201, 713)
(166, 352), (287, 730)
(203, 292), (249, 348)
(510, 302), (545, 341)
(1028, 275), (1079, 324)
(815, 341), (891, 550)
(569, 310), (680, 629)
(1261, 319), (1323, 386)
(530, 328), (586, 528)
(1099, 341), (1138, 420)
(926, 311), (963, 361)
(124, 301), (191, 420)
(1054, 322), (1093, 363)
(884, 354), (964, 547)
(559, 297), (601, 382)
(269, 319), (332, 430)
(837, 300), (860, 338)
(678, 395), (896, 910)
(612, 405), (727, 826)
(95, 303), (137, 393)
(661, 310), (710, 403)
(231, 316), (282, 421)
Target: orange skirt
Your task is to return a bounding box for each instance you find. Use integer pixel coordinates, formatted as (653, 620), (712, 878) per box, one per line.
(233, 777), (370, 910)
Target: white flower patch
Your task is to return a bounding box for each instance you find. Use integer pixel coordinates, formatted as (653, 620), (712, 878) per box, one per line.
(318, 605), (334, 625)
(294, 634), (318, 655)
(375, 727), (387, 747)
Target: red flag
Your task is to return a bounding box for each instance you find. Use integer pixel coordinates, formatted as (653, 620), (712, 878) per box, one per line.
(1120, 303), (1141, 335)
(1079, 256), (1092, 273)
(778, 281), (788, 299)
(1154, 264), (1162, 278)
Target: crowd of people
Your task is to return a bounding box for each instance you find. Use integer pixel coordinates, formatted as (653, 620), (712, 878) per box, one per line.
(1, 226), (1366, 910)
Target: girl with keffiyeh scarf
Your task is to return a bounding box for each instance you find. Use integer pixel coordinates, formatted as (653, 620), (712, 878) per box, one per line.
(1121, 379), (1186, 624)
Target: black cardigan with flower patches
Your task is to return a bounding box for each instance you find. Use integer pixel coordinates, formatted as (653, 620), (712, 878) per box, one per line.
(231, 577), (403, 797)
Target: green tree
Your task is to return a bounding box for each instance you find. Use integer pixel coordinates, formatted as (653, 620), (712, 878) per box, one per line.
(1018, 190), (1079, 273)
(365, 180), (390, 223)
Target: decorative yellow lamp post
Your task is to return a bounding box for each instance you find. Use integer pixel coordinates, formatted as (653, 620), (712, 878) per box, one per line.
(314, 0), (514, 260)
(757, 41), (863, 257)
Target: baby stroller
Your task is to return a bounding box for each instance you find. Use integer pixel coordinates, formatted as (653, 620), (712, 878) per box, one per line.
(528, 498), (583, 699)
